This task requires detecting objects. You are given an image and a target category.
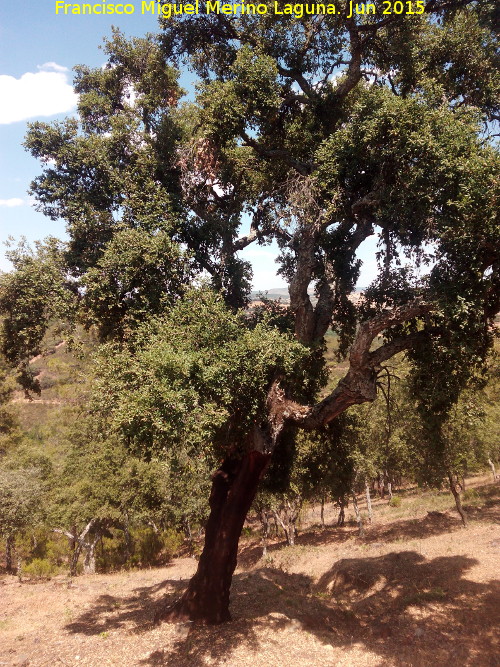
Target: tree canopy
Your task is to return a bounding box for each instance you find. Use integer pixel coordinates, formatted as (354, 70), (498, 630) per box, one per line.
(0, 4), (498, 622)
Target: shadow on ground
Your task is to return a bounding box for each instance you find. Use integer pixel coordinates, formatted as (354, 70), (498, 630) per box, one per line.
(65, 578), (186, 635)
(66, 483), (500, 666)
(238, 505), (469, 568)
(65, 549), (499, 667)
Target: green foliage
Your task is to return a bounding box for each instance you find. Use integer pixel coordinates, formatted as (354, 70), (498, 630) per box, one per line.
(0, 355), (19, 456)
(21, 558), (58, 580)
(0, 467), (44, 538)
(0, 239), (75, 392)
(316, 86), (483, 249)
(2, 8), (499, 594)
(389, 496), (402, 508)
(462, 489), (480, 504)
(91, 289), (315, 458)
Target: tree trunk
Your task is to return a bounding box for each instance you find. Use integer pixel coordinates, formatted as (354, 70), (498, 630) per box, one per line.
(487, 458), (498, 481)
(337, 496), (346, 527)
(377, 473), (384, 499)
(83, 535), (99, 574)
(125, 527), (133, 563)
(69, 543), (81, 577)
(320, 495), (325, 529)
(351, 492), (365, 537)
(183, 516), (192, 541)
(158, 450), (270, 624)
(285, 522), (296, 546)
(365, 482), (373, 524)
(259, 510), (270, 557)
(5, 534), (13, 573)
(384, 471), (393, 500)
(272, 513), (279, 537)
(448, 471), (467, 528)
(272, 497), (302, 547)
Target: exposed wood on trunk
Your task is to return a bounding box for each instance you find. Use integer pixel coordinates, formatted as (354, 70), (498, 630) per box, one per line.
(272, 496), (302, 547)
(266, 301), (432, 432)
(83, 534), (100, 575)
(53, 518), (99, 576)
(385, 472), (393, 501)
(159, 297), (432, 625)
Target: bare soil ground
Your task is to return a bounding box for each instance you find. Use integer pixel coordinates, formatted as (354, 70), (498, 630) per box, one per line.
(1, 476), (499, 667)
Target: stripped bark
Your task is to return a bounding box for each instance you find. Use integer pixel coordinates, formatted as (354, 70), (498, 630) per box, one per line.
(162, 300), (433, 623)
(53, 518), (99, 575)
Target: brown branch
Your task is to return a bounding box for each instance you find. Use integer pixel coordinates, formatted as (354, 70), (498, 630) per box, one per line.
(349, 301), (432, 367)
(233, 220), (259, 251)
(369, 330), (428, 366)
(332, 20), (363, 100)
(267, 300), (433, 432)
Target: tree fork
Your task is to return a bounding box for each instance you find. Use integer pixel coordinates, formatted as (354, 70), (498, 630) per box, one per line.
(157, 449), (270, 624)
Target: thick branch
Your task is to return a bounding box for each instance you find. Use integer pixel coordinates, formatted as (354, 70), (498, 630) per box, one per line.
(233, 221), (259, 251)
(349, 301), (432, 367)
(52, 518), (96, 547)
(267, 301), (433, 431)
(369, 330), (428, 366)
(312, 280), (335, 341)
(332, 20), (363, 101)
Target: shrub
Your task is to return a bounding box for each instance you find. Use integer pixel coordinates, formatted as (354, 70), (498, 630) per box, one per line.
(132, 527), (164, 566)
(162, 528), (183, 561)
(462, 489), (480, 503)
(389, 495), (402, 507)
(45, 534), (72, 566)
(98, 531), (129, 572)
(22, 558), (58, 580)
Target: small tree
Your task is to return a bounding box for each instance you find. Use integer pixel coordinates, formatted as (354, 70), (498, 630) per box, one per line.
(0, 467), (43, 573)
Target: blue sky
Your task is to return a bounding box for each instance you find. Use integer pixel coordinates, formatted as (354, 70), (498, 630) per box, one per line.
(0, 2), (379, 289)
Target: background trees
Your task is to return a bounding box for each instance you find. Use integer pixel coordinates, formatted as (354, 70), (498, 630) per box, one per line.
(0, 5), (498, 623)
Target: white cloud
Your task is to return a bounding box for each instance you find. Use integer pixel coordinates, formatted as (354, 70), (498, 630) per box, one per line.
(0, 62), (78, 125)
(0, 198), (24, 207)
(39, 62), (68, 73)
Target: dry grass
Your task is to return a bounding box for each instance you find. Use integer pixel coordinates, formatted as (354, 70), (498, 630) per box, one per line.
(1, 476), (499, 667)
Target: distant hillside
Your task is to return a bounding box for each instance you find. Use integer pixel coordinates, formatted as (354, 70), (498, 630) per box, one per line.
(250, 287), (291, 303)
(250, 288), (364, 305)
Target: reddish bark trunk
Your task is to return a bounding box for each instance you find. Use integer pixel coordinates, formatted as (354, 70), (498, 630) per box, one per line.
(158, 450), (270, 624)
